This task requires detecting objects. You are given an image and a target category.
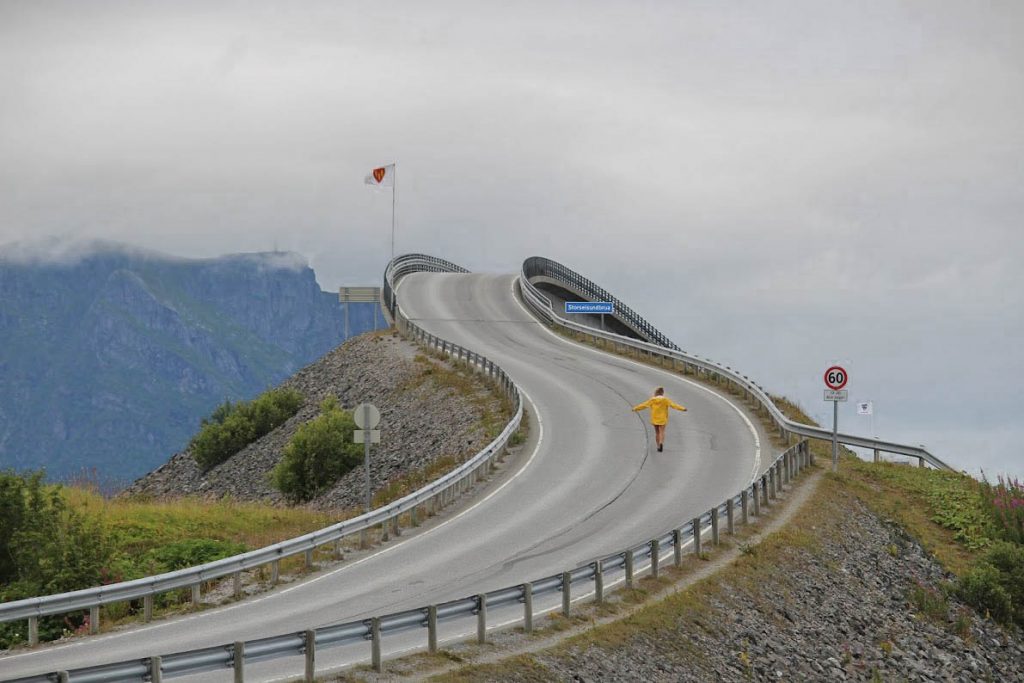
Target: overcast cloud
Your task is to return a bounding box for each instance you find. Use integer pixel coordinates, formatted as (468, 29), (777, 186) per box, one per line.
(1, 1), (1021, 475)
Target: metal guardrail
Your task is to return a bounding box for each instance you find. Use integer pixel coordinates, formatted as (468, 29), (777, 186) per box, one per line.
(519, 257), (953, 471)
(522, 256), (681, 351)
(0, 255), (522, 647)
(8, 436), (814, 682)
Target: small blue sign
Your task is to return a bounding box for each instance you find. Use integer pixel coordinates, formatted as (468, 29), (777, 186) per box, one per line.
(565, 301), (614, 314)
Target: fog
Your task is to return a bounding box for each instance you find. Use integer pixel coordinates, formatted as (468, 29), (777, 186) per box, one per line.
(1, 1), (1021, 475)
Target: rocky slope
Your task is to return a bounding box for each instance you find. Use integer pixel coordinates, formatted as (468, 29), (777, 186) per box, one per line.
(424, 473), (1022, 683)
(0, 241), (380, 481)
(123, 332), (507, 511)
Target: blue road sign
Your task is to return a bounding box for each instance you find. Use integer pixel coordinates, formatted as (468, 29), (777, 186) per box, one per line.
(565, 301), (614, 314)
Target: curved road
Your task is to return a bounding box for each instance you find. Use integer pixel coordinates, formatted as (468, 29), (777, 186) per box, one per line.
(1, 272), (774, 681)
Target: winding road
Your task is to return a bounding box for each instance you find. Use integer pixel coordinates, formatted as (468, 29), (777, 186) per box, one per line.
(0, 271), (775, 681)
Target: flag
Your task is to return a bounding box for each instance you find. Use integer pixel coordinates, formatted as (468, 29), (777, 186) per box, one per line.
(857, 401), (873, 416)
(364, 164), (395, 188)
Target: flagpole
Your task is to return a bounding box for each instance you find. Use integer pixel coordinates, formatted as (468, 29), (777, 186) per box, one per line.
(390, 164), (396, 314)
(391, 163), (396, 265)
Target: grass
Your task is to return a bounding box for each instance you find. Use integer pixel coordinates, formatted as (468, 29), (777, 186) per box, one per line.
(64, 487), (337, 554)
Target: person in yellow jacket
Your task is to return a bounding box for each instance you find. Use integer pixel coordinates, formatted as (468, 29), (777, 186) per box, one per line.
(632, 387), (687, 452)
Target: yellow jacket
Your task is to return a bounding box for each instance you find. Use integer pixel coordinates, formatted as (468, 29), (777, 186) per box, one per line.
(633, 396), (686, 426)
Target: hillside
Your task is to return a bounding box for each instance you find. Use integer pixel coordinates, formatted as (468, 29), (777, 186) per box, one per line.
(123, 331), (511, 510)
(0, 241), (379, 481)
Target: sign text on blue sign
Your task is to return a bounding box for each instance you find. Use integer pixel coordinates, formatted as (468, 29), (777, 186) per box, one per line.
(565, 301), (614, 314)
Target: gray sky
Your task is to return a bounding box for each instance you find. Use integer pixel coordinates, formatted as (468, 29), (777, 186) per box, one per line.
(2, 1), (1021, 476)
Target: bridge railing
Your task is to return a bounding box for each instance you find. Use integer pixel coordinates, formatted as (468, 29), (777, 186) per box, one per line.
(522, 255), (681, 351)
(0, 255), (522, 652)
(519, 256), (953, 471)
(8, 434), (814, 682)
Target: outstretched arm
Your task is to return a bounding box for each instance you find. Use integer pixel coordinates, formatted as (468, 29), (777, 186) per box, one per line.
(633, 399), (652, 412)
(670, 401), (687, 412)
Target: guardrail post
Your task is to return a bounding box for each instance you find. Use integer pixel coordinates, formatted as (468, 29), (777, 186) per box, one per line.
(233, 641), (245, 683)
(806, 440), (814, 466)
(594, 561), (604, 603)
(411, 504), (420, 527)
(741, 490), (750, 524)
(392, 515), (402, 538)
(692, 518), (702, 556)
(767, 472), (775, 502)
(150, 655), (162, 683)
(271, 560), (280, 585)
(625, 550), (635, 588)
(428, 605), (438, 654)
(359, 529), (369, 550)
(191, 583), (201, 608)
(918, 457), (925, 468)
(381, 518), (390, 542)
(58, 673), (69, 683)
(873, 448), (880, 463)
(305, 549), (314, 570)
(371, 617), (382, 672)
(783, 452), (790, 485)
(477, 593), (487, 643)
(755, 481), (763, 514)
(710, 508), (719, 546)
(562, 571), (572, 616)
(304, 629), (316, 682)
(90, 604), (100, 634)
(28, 616), (38, 646)
(523, 582), (534, 632)
(233, 571), (242, 599)
(334, 538), (344, 560)
(673, 529), (683, 566)
(650, 539), (660, 578)
(727, 498), (735, 535)
(779, 459), (786, 489)
(144, 594), (154, 622)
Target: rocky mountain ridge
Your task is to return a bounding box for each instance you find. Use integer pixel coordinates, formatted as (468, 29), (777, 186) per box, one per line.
(0, 242), (379, 481)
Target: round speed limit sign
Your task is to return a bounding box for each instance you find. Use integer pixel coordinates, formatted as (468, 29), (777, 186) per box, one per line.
(824, 366), (848, 391)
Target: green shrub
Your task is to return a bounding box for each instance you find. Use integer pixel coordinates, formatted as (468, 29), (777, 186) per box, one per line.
(0, 470), (112, 648)
(271, 397), (363, 503)
(191, 388), (303, 471)
(957, 541), (1024, 627)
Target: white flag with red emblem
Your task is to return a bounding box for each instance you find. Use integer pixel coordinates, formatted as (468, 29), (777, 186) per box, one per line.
(364, 164), (395, 188)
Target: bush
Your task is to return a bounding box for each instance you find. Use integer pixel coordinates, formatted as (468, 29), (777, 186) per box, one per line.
(0, 470), (112, 648)
(191, 388), (303, 471)
(271, 397), (363, 503)
(145, 538), (247, 572)
(957, 541), (1024, 627)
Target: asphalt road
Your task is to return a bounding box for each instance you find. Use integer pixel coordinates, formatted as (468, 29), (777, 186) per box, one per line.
(0, 272), (774, 681)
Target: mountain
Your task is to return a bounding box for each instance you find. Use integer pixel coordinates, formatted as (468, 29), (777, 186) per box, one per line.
(0, 241), (381, 483)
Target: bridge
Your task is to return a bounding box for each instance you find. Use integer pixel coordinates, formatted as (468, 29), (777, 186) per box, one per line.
(0, 255), (949, 682)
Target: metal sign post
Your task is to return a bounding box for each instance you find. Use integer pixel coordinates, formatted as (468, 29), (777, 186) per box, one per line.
(353, 403), (382, 513)
(823, 366), (849, 472)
